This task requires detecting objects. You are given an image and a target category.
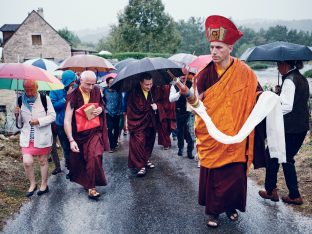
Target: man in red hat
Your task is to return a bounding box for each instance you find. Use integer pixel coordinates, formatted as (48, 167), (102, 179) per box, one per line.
(195, 15), (262, 228)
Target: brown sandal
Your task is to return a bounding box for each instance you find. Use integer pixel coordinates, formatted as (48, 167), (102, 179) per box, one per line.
(88, 188), (100, 199)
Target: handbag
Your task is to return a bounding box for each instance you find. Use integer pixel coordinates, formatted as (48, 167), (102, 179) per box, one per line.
(75, 103), (100, 132)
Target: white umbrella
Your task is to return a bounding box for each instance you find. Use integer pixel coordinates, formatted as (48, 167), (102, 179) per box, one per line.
(168, 53), (197, 66)
(98, 50), (112, 56)
(23, 58), (58, 72)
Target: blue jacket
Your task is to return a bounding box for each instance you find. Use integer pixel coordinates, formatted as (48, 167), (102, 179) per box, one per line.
(103, 87), (122, 116)
(49, 89), (67, 126)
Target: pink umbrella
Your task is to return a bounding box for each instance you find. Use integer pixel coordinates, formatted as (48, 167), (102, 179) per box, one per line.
(58, 54), (115, 72)
(188, 55), (212, 73)
(0, 63), (63, 85)
(102, 73), (117, 82)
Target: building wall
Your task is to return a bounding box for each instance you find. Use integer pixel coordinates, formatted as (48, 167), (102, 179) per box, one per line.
(3, 11), (71, 63)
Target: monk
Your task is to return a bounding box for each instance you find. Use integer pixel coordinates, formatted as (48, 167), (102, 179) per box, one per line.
(195, 15), (262, 228)
(64, 71), (109, 199)
(127, 73), (161, 177)
(156, 84), (175, 150)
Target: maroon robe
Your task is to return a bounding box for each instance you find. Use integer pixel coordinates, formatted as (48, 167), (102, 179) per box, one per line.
(196, 61), (266, 215)
(67, 86), (109, 189)
(127, 86), (160, 169)
(155, 85), (176, 148)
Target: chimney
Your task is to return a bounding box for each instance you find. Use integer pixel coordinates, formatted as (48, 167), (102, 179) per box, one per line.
(37, 8), (44, 18)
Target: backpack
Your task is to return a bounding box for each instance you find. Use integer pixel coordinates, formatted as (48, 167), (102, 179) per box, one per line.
(16, 93), (48, 129)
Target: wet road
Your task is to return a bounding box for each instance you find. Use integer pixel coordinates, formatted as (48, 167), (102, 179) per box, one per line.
(3, 135), (312, 234)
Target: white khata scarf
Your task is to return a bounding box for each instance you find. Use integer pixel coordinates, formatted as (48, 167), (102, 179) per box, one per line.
(191, 91), (286, 163)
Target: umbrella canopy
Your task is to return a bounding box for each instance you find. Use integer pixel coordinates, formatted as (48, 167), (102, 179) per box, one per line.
(0, 63), (63, 91)
(114, 58), (137, 72)
(58, 54), (115, 72)
(240, 41), (312, 62)
(168, 53), (197, 66)
(188, 55), (212, 73)
(110, 57), (183, 92)
(98, 50), (112, 56)
(102, 73), (117, 82)
(23, 58), (58, 72)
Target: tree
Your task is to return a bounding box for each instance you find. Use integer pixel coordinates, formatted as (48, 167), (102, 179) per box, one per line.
(97, 0), (181, 53)
(58, 27), (81, 48)
(175, 17), (209, 55)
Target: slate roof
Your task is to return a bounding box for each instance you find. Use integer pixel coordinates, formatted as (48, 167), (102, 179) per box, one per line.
(0, 24), (20, 32)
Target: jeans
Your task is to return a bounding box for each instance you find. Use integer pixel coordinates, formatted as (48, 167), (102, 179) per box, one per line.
(106, 114), (121, 149)
(56, 125), (70, 166)
(176, 111), (194, 155)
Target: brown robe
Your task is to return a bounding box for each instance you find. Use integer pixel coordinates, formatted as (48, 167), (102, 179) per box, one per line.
(127, 85), (160, 169)
(156, 85), (176, 148)
(67, 86), (109, 189)
(196, 58), (262, 215)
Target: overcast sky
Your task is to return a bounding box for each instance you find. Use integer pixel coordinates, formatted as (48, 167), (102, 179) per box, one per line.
(1, 0), (311, 31)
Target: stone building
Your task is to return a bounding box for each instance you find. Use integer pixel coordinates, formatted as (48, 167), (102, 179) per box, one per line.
(0, 8), (71, 63)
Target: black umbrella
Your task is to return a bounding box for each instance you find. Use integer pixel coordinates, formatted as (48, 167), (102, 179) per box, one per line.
(114, 58), (137, 72)
(240, 41), (312, 62)
(110, 57), (183, 92)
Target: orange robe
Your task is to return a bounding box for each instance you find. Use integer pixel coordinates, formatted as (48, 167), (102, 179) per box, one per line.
(195, 58), (258, 169)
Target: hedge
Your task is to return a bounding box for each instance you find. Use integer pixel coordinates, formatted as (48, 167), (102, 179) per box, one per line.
(97, 52), (171, 61)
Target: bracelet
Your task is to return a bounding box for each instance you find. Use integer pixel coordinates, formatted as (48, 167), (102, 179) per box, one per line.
(69, 139), (75, 143)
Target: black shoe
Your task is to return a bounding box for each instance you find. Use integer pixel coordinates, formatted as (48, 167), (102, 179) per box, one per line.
(26, 185), (37, 197)
(187, 154), (194, 159)
(37, 186), (49, 196)
(66, 173), (70, 180)
(51, 168), (62, 175)
(48, 157), (52, 163)
(178, 149), (183, 156)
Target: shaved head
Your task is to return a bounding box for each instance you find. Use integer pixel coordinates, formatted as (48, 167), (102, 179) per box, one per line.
(80, 71), (96, 93)
(81, 71), (96, 82)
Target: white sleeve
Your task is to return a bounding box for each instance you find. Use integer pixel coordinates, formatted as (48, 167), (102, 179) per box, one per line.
(280, 79), (295, 115)
(169, 85), (180, 103)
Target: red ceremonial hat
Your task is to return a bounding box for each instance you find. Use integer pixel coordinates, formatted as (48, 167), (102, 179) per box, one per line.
(205, 15), (243, 45)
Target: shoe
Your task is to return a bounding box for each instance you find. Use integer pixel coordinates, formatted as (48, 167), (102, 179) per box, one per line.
(26, 185), (37, 197)
(123, 131), (128, 136)
(146, 161), (155, 169)
(51, 168), (62, 175)
(207, 214), (219, 228)
(88, 188), (101, 200)
(178, 149), (183, 156)
(48, 157), (52, 163)
(172, 136), (177, 141)
(109, 148), (115, 153)
(37, 186), (49, 196)
(258, 188), (279, 202)
(66, 173), (70, 180)
(137, 167), (146, 177)
(282, 196), (303, 205)
(187, 154), (194, 159)
(226, 210), (239, 222)
(164, 147), (170, 150)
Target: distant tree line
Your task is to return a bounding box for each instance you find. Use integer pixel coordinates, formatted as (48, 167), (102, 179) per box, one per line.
(59, 0), (312, 58)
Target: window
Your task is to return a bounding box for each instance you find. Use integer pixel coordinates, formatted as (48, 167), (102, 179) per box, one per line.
(31, 35), (42, 45)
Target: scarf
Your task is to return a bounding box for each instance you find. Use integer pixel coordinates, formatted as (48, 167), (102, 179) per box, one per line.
(22, 93), (37, 111)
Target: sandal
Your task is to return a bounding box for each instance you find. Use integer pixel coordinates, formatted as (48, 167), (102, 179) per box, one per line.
(137, 167), (146, 177)
(226, 210), (238, 222)
(207, 214), (219, 228)
(88, 188), (100, 199)
(146, 161), (155, 169)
